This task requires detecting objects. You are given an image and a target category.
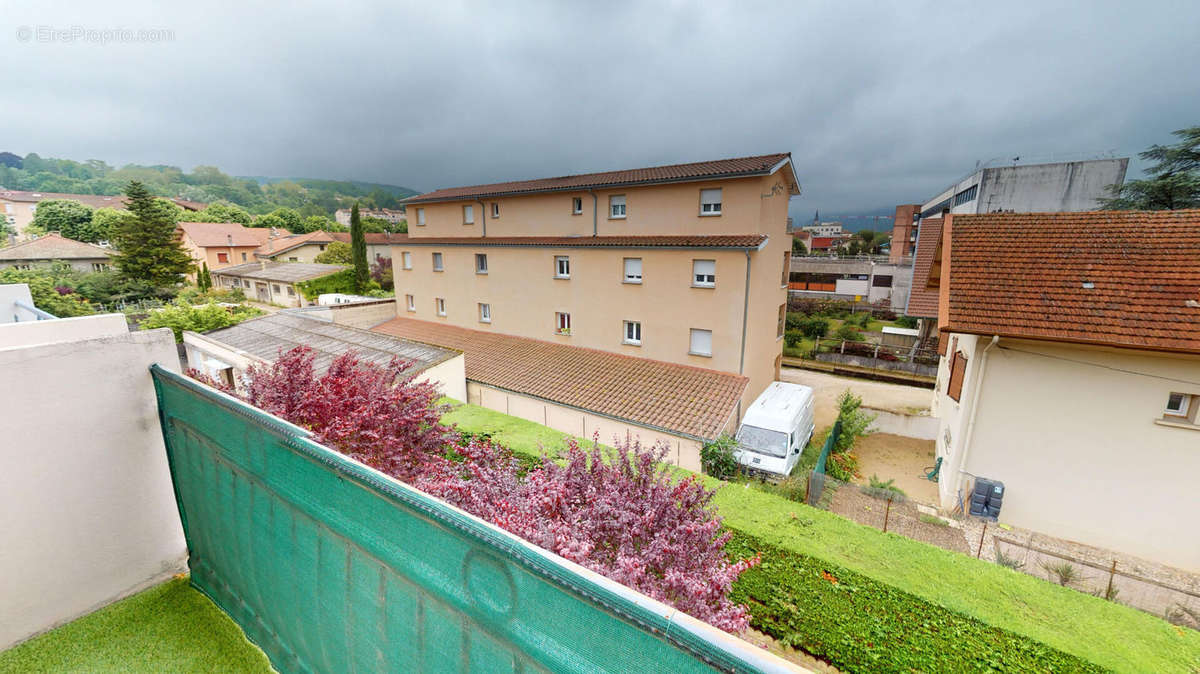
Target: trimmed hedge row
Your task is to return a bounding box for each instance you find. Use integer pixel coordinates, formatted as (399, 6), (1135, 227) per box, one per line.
(726, 531), (1104, 673)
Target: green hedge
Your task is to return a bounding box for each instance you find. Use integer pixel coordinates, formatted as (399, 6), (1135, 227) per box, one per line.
(294, 268), (378, 300)
(726, 531), (1103, 673)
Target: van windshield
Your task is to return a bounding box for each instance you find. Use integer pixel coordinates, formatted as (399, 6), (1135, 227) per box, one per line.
(736, 425), (789, 458)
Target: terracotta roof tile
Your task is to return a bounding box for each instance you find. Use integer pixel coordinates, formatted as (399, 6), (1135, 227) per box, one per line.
(372, 317), (747, 439)
(405, 153), (794, 203)
(943, 211), (1200, 354)
(0, 232), (111, 261)
(906, 218), (943, 318)
(390, 234), (767, 249)
(255, 230), (338, 257)
(328, 232), (407, 245)
(178, 221), (271, 248)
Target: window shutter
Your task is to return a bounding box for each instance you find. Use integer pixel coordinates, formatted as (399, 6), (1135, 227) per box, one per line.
(694, 259), (715, 277)
(690, 329), (712, 355)
(948, 351), (967, 402)
(624, 258), (642, 280)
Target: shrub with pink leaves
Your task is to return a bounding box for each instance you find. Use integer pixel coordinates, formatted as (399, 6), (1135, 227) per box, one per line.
(191, 345), (756, 632)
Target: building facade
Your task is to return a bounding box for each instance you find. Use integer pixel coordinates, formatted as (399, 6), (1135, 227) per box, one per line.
(177, 221), (276, 278)
(393, 153), (799, 423)
(335, 207), (407, 226)
(2, 190), (203, 239)
(211, 261), (347, 307)
(0, 233), (112, 272)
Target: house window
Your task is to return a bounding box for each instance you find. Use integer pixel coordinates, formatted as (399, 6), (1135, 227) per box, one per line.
(491, 203), (500, 218)
(479, 303), (491, 323)
(475, 253), (488, 274)
(318, 245), (326, 251)
(231, 278), (241, 288)
(273, 284), (282, 294)
(432, 252), (444, 271)
(402, 252), (412, 269)
(463, 205), (474, 225)
(777, 304), (786, 338)
(781, 250), (790, 286)
(693, 259), (715, 287)
(1165, 393), (1191, 417)
(91, 262), (109, 272)
(288, 257), (298, 262)
(555, 256), (570, 278)
(689, 328), (713, 357)
(287, 286), (295, 297)
(405, 294), (415, 312)
(13, 264), (31, 270)
(242, 252), (248, 261)
(436, 298), (446, 316)
(609, 195), (626, 219)
(872, 274), (894, 288)
(217, 252), (229, 263)
(555, 312), (571, 335)
(572, 197), (583, 215)
(416, 208), (426, 226)
(947, 350), (968, 402)
(623, 320), (642, 345)
(700, 188), (722, 215)
(623, 257), (642, 283)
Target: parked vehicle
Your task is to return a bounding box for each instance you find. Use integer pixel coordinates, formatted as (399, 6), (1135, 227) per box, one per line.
(734, 382), (815, 476)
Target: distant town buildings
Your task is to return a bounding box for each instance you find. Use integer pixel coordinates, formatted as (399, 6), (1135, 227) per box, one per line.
(334, 207), (406, 226)
(1, 190), (204, 239)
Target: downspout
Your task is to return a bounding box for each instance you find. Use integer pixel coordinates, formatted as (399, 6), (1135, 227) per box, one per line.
(590, 189), (598, 236)
(957, 335), (999, 487)
(736, 248), (752, 421)
(476, 199), (487, 238)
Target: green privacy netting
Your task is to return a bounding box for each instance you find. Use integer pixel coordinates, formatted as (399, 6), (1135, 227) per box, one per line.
(150, 365), (795, 674)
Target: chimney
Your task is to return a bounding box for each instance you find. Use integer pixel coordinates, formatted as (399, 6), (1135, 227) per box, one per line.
(227, 234), (233, 246)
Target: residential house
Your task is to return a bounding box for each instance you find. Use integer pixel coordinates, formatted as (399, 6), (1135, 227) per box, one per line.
(254, 230), (338, 262)
(378, 153), (800, 469)
(330, 231), (401, 262)
(176, 221), (276, 278)
(0, 233), (112, 272)
(1, 190), (204, 238)
(926, 210), (1200, 572)
(787, 256), (908, 304)
(211, 261), (347, 307)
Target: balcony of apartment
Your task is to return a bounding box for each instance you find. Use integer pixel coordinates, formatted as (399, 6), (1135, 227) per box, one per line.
(0, 289), (800, 673)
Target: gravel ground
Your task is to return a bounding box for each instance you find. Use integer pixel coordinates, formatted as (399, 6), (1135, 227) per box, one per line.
(779, 367), (934, 428)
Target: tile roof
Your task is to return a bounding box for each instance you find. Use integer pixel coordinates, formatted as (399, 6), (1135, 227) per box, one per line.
(390, 234), (768, 249)
(0, 190), (203, 211)
(178, 221), (273, 248)
(941, 210), (1200, 354)
(201, 312), (458, 374)
(372, 317), (747, 439)
(255, 230), (338, 257)
(405, 153), (796, 203)
(328, 232), (408, 245)
(905, 218), (943, 318)
(212, 261), (347, 283)
(0, 232), (112, 261)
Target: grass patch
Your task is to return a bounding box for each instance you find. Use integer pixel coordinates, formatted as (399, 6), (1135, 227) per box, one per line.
(919, 513), (950, 527)
(0, 578), (272, 673)
(442, 401), (1200, 673)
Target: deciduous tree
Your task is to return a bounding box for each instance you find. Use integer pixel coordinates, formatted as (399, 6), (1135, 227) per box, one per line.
(314, 240), (352, 264)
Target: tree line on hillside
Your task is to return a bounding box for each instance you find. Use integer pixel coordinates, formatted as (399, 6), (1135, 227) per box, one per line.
(0, 152), (416, 218)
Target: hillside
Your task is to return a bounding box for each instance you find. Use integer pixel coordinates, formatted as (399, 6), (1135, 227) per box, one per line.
(0, 152), (419, 218)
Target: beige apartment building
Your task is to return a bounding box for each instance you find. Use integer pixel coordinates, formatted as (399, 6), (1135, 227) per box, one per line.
(374, 154), (800, 466)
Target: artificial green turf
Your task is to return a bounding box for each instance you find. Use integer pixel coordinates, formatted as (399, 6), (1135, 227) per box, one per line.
(0, 578), (273, 673)
(442, 400), (1200, 673)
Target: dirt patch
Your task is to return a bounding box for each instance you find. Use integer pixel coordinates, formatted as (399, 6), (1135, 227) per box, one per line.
(826, 485), (969, 554)
(779, 367), (933, 429)
(851, 433), (939, 505)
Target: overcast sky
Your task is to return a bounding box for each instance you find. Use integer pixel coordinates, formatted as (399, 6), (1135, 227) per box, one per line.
(4, 1), (1199, 223)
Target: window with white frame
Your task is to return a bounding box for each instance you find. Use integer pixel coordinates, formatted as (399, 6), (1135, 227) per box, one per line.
(623, 320), (642, 345)
(416, 208), (426, 226)
(689, 328), (712, 357)
(623, 257), (642, 283)
(463, 205), (474, 224)
(479, 303), (491, 323)
(402, 251), (412, 269)
(491, 202), (500, 218)
(555, 255), (570, 278)
(405, 294), (415, 312)
(693, 259), (716, 287)
(700, 188), (722, 215)
(287, 286), (296, 297)
(1165, 392), (1191, 417)
(432, 252), (444, 271)
(609, 195), (626, 218)
(475, 253), (488, 274)
(436, 297), (446, 316)
(572, 197), (583, 215)
(555, 312), (571, 335)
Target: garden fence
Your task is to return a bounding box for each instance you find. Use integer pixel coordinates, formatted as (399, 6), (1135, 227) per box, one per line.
(150, 364), (794, 673)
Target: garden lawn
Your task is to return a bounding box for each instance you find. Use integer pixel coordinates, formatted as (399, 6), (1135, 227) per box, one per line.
(0, 577), (272, 673)
(443, 401), (1200, 673)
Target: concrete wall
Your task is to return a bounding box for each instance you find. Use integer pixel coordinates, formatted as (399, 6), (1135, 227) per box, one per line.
(214, 274), (306, 307)
(0, 312), (128, 348)
(934, 336), (1200, 572)
(326, 298), (399, 329)
(0, 327), (187, 649)
(0, 283), (34, 323)
(467, 382), (708, 472)
(976, 159), (1128, 213)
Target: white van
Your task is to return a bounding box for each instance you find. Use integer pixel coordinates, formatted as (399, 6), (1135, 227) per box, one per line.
(734, 382), (816, 477)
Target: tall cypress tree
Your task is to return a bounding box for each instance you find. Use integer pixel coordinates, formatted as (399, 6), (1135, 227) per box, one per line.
(350, 202), (368, 293)
(199, 261), (213, 291)
(111, 181), (194, 287)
